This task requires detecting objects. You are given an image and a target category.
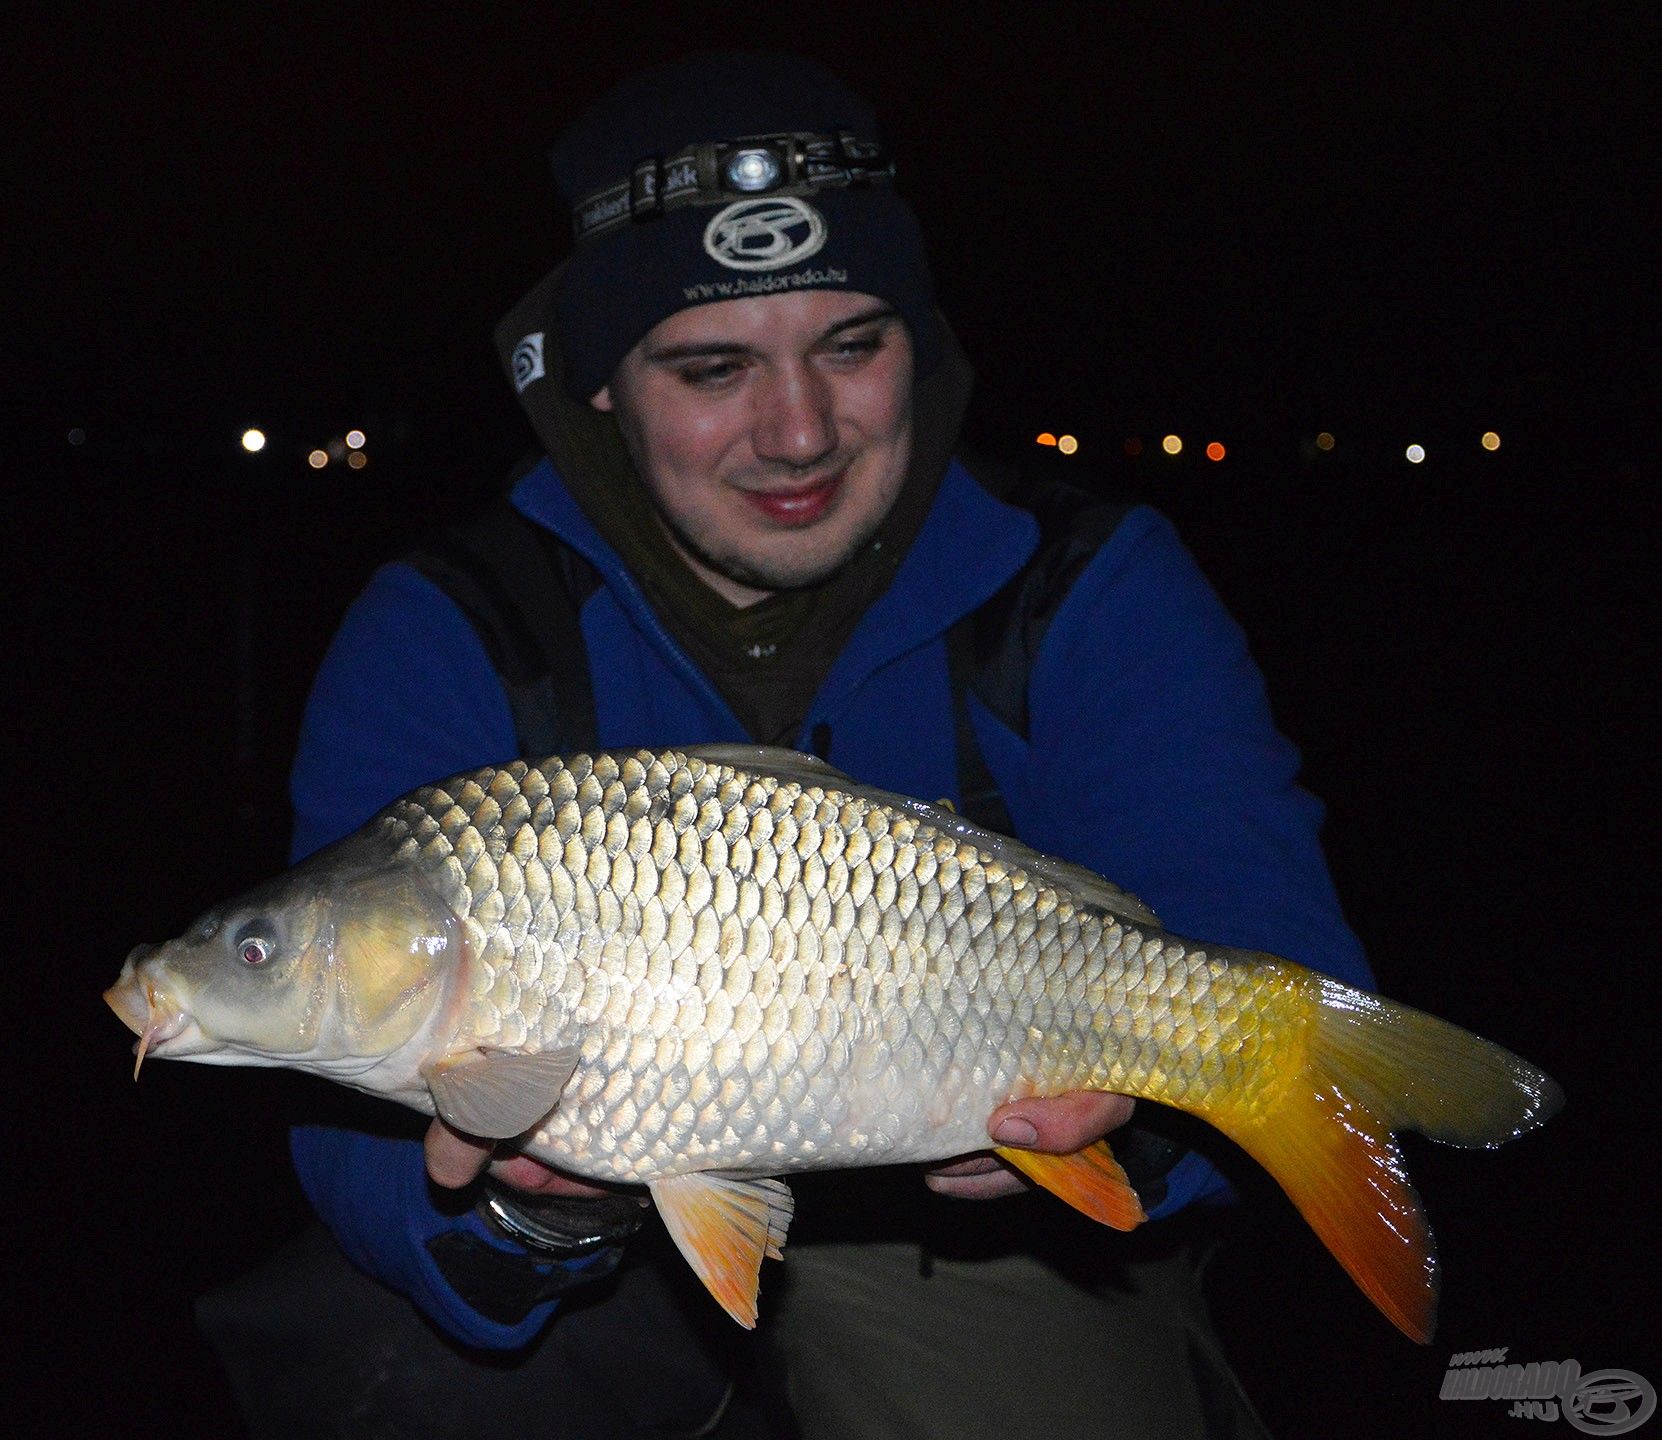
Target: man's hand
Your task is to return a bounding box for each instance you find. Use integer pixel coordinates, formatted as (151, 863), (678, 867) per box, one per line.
(924, 1092), (1135, 1199)
(424, 1115), (615, 1197)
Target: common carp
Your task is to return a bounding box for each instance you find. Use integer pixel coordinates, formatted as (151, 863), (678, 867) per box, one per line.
(105, 744), (1561, 1336)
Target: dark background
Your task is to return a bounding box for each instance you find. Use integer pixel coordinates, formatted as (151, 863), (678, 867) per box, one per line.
(8, 4), (1654, 1435)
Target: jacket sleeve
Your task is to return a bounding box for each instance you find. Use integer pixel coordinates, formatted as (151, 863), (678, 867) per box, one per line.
(1001, 505), (1374, 1220)
(287, 561), (605, 1349)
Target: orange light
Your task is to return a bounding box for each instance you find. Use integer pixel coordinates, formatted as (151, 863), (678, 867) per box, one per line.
(1057, 435), (1079, 455)
(347, 450), (368, 470)
(1315, 432), (1335, 451)
(1036, 432), (1058, 447)
(1162, 435), (1182, 455)
(1206, 441), (1225, 462)
(1481, 431), (1501, 451)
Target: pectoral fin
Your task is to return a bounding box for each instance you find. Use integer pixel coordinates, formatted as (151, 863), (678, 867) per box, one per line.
(423, 1044), (580, 1139)
(995, 1138), (1147, 1231)
(649, 1173), (795, 1328)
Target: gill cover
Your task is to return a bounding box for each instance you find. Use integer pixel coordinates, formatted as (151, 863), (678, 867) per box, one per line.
(324, 862), (463, 1056)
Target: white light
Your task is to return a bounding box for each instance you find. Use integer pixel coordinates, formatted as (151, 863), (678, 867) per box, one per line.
(724, 148), (781, 192)
(307, 449), (328, 469)
(345, 429), (365, 449)
(241, 428), (267, 453)
(1406, 444), (1425, 464)
(1057, 434), (1079, 455)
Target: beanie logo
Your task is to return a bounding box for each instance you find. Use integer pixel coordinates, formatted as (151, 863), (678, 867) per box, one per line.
(511, 332), (546, 393)
(703, 197), (828, 272)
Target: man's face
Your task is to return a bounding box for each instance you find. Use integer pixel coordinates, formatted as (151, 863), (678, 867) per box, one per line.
(592, 289), (915, 607)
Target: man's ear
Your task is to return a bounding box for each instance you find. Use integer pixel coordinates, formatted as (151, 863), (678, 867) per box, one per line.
(590, 385), (615, 413)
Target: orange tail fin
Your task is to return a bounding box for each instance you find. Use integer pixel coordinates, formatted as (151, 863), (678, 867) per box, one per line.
(1203, 970), (1563, 1343)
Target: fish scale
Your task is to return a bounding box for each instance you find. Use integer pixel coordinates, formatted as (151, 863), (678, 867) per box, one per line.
(379, 748), (1247, 1182)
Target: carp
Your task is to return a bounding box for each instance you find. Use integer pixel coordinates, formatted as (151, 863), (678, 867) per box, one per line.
(105, 744), (1561, 1336)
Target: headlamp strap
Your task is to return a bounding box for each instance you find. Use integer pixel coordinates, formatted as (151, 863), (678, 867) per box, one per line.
(573, 130), (893, 242)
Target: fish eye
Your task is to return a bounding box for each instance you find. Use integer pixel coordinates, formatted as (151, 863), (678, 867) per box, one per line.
(233, 920), (277, 967)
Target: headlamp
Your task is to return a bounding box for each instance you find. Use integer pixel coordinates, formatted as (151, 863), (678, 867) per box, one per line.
(722, 146), (784, 193)
(571, 130), (894, 242)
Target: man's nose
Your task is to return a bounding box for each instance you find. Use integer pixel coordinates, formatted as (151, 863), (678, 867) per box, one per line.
(752, 364), (836, 467)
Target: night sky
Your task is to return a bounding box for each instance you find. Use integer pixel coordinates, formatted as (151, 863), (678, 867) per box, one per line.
(10, 6), (1654, 1435)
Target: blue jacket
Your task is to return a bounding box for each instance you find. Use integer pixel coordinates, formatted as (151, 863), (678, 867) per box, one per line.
(289, 455), (1372, 1348)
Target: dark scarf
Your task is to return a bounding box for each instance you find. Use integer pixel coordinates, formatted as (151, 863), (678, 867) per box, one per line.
(499, 278), (974, 745)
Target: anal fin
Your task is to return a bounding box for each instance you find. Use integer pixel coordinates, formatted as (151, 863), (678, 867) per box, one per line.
(649, 1173), (794, 1328)
(423, 1044), (580, 1139)
(994, 1138), (1147, 1231)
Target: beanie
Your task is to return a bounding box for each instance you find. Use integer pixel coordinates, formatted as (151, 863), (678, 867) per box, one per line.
(546, 51), (941, 400)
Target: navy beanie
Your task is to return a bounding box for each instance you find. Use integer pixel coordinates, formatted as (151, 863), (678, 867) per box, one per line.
(548, 52), (941, 400)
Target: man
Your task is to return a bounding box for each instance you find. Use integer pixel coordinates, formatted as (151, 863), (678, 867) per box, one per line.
(262, 51), (1369, 1438)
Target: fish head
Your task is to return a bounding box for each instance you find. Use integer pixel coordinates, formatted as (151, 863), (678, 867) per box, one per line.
(106, 836), (466, 1079)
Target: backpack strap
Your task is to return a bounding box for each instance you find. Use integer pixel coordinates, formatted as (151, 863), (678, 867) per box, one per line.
(405, 493), (602, 757)
(949, 463), (1134, 831)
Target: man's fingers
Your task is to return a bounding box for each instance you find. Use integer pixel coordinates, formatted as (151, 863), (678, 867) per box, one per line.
(988, 1091), (1135, 1152)
(488, 1152), (617, 1199)
(924, 1166), (1029, 1200)
(424, 1116), (494, 1189)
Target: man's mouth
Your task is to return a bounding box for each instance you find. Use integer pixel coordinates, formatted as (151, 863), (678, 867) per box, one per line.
(740, 467), (847, 527)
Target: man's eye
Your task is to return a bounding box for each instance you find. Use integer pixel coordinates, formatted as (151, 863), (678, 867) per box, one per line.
(831, 335), (884, 360)
(681, 360), (742, 386)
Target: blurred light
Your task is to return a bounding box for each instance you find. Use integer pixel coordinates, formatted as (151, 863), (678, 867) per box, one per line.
(724, 148), (782, 191)
(1406, 444), (1425, 464)
(241, 428), (267, 453)
(1315, 431), (1335, 452)
(1205, 441), (1226, 462)
(346, 429), (366, 449)
(307, 449), (329, 469)
(1481, 431), (1501, 451)
(326, 438), (347, 460)
(1057, 434), (1079, 455)
(1123, 437), (1143, 457)
(1162, 434), (1182, 455)
(67, 427), (86, 446)
(347, 450), (368, 470)
(1036, 432), (1058, 447)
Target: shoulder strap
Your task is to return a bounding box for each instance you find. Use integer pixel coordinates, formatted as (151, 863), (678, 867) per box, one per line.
(404, 492), (602, 757)
(948, 459), (1134, 831)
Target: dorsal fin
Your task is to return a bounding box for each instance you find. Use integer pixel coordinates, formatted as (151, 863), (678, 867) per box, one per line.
(678, 745), (1161, 929)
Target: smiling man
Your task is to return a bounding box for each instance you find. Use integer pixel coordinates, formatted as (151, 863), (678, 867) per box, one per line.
(238, 49), (1371, 1440)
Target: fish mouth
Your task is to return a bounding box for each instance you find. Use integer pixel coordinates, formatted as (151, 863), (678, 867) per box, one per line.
(104, 970), (192, 1079)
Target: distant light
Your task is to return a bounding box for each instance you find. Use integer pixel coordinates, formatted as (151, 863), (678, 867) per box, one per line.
(1205, 441), (1226, 462)
(1162, 434), (1182, 455)
(1057, 434), (1079, 456)
(347, 450), (368, 470)
(241, 428), (267, 453)
(67, 427), (86, 446)
(1123, 437), (1143, 457)
(1036, 432), (1058, 447)
(1481, 431), (1501, 451)
(1315, 431), (1335, 452)
(326, 438), (347, 460)
(307, 449), (329, 469)
(1406, 444), (1426, 464)
(346, 429), (366, 449)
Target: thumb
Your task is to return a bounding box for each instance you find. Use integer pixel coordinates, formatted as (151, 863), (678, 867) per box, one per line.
(988, 1092), (1135, 1152)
